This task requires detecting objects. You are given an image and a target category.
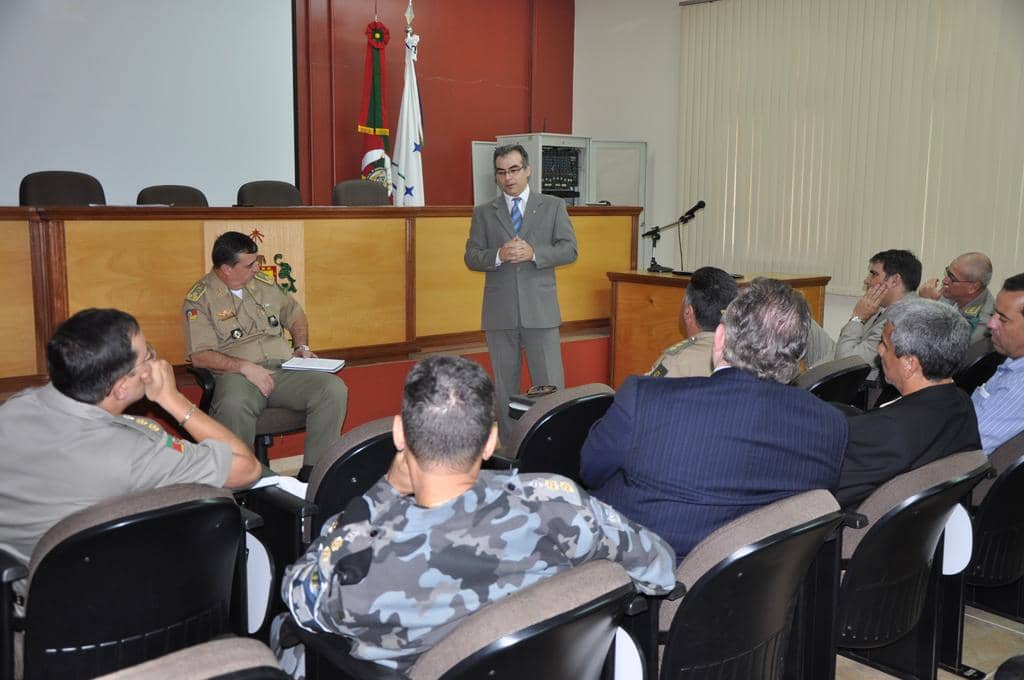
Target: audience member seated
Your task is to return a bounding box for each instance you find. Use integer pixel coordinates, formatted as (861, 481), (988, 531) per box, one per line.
(580, 278), (848, 563)
(835, 299), (979, 507)
(273, 355), (674, 674)
(918, 251), (995, 342)
(0, 309), (260, 597)
(183, 231), (348, 480)
(973, 273), (1024, 453)
(805, 249), (921, 380)
(647, 266), (738, 378)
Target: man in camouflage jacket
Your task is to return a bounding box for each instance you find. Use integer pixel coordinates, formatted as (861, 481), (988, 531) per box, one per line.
(276, 355), (675, 674)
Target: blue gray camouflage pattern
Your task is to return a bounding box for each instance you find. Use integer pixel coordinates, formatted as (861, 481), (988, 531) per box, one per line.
(281, 469), (675, 671)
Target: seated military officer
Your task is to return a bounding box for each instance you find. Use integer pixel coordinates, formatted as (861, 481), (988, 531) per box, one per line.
(0, 308), (260, 581)
(274, 355), (674, 674)
(648, 266), (739, 378)
(183, 231), (348, 480)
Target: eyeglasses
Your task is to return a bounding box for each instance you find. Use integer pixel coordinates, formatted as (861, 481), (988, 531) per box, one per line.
(495, 166), (525, 178)
(130, 344), (157, 374)
(944, 267), (966, 284)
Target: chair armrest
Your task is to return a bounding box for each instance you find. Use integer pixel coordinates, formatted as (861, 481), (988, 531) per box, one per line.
(248, 486), (318, 518)
(666, 581), (687, 601)
(0, 550), (27, 586)
(285, 618), (407, 680)
(483, 454), (515, 470)
(186, 365), (216, 413)
(1, 548), (26, 680)
(843, 511), (868, 529)
(239, 506), (264, 531)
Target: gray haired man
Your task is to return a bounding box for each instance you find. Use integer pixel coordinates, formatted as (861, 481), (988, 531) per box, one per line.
(835, 298), (980, 507)
(275, 355), (674, 674)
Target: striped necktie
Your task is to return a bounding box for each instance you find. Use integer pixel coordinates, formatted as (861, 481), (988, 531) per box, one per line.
(511, 197), (523, 234)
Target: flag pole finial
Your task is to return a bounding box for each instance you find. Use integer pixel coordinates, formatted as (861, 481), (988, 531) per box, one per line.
(405, 0), (414, 31)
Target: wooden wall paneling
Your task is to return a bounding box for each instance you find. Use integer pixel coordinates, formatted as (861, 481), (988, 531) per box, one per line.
(529, 0), (574, 134)
(414, 215), (483, 339)
(296, 0), (574, 206)
(295, 0), (337, 206)
(29, 217), (68, 374)
(303, 217), (407, 350)
(556, 213), (635, 323)
(405, 215), (416, 342)
(1, 220), (40, 377)
(64, 220), (207, 364)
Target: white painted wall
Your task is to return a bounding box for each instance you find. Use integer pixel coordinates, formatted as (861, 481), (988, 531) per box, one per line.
(0, 0), (294, 207)
(573, 1), (685, 270)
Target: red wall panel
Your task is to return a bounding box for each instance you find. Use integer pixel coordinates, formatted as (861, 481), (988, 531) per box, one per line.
(296, 0), (574, 206)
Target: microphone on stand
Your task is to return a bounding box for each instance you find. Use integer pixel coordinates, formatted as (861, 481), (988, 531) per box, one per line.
(680, 200), (706, 222)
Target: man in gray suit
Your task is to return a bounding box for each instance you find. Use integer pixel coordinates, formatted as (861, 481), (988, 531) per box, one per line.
(465, 144), (578, 444)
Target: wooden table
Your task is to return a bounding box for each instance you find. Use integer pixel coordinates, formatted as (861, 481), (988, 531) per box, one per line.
(607, 271), (831, 388)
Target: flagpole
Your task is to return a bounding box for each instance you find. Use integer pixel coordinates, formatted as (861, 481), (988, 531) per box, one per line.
(392, 0), (425, 206)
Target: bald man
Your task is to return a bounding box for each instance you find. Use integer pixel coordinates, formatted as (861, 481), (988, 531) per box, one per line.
(919, 252), (995, 343)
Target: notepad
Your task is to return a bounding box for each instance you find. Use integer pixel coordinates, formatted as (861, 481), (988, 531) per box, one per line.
(281, 357), (346, 373)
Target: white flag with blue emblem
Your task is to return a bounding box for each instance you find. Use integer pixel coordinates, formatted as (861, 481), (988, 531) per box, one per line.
(392, 32), (424, 206)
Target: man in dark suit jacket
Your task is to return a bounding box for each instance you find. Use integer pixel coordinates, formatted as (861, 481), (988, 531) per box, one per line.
(836, 298), (980, 508)
(581, 278), (848, 563)
(465, 144), (578, 443)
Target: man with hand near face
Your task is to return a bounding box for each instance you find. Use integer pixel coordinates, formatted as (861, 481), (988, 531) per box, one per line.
(918, 251), (995, 343)
(0, 308), (260, 577)
(805, 249), (922, 381)
(464, 144), (578, 445)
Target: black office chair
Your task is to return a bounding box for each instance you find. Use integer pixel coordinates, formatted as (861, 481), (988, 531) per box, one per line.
(836, 451), (991, 679)
(652, 490), (847, 680)
(332, 179), (390, 206)
(237, 181), (303, 207)
(793, 356), (871, 406)
(0, 485), (252, 679)
(19, 170), (105, 206)
(96, 637), (289, 679)
(953, 336), (1005, 394)
(136, 184), (209, 207)
(188, 366), (306, 467)
(241, 418), (396, 632)
(292, 560), (640, 680)
(965, 430), (1024, 622)
(496, 384), (615, 485)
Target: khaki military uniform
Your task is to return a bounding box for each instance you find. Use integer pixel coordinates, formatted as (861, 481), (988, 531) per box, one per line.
(942, 288), (995, 344)
(0, 383), (232, 598)
(183, 270), (347, 467)
(648, 331), (715, 378)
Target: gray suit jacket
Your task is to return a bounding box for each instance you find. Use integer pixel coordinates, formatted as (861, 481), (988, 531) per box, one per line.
(464, 192), (578, 330)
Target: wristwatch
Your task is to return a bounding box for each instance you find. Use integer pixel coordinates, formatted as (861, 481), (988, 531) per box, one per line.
(848, 315), (863, 324)
(294, 344), (310, 353)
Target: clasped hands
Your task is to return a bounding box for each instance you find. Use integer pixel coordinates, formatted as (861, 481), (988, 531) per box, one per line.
(499, 236), (534, 264)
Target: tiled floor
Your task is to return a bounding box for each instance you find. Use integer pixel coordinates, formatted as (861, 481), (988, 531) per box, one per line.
(837, 607), (1024, 679)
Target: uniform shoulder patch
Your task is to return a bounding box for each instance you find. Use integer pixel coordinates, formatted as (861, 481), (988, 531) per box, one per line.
(120, 415), (165, 438)
(520, 474), (581, 502)
(185, 281), (207, 302)
(664, 337), (696, 356)
(649, 362), (668, 377)
(254, 270), (275, 285)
